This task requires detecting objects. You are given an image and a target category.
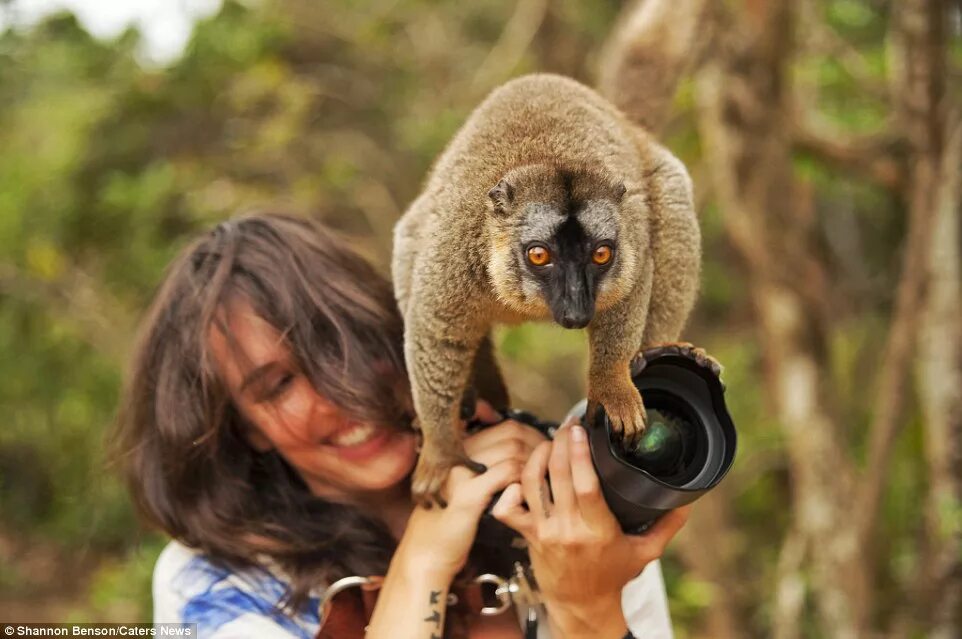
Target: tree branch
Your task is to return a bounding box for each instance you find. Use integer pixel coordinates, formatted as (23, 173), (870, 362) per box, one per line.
(900, 112), (962, 639)
(791, 115), (905, 193)
(773, 527), (807, 639)
(470, 0), (549, 94)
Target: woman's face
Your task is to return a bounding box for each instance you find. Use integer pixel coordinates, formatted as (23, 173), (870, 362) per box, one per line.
(208, 299), (419, 503)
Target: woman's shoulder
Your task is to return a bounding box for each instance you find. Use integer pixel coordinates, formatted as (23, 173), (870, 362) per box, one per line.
(153, 539), (322, 639)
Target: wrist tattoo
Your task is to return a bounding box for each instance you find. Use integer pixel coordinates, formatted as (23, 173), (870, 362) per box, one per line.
(424, 589), (442, 635)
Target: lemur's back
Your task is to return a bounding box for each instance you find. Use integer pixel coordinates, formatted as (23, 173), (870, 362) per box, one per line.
(421, 74), (647, 215)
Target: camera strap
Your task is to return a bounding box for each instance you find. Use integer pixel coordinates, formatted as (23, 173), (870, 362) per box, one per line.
(315, 562), (542, 638)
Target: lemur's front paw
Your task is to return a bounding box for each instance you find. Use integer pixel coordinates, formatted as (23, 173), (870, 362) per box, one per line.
(411, 443), (487, 509)
(633, 342), (724, 381)
(593, 383), (648, 448)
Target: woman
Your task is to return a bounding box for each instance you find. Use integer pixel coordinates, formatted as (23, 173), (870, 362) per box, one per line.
(114, 213), (689, 638)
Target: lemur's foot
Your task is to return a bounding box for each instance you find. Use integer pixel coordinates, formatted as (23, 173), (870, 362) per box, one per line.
(411, 443), (487, 508)
(591, 382), (648, 448)
(632, 342), (724, 381)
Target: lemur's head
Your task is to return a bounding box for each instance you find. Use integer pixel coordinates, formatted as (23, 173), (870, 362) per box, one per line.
(485, 162), (636, 327)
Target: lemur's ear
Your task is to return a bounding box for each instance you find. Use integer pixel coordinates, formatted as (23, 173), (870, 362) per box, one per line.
(613, 181), (627, 200)
(488, 179), (514, 213)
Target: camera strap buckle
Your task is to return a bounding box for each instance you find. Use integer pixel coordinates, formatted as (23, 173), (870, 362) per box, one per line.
(477, 561), (542, 615)
(317, 562), (542, 639)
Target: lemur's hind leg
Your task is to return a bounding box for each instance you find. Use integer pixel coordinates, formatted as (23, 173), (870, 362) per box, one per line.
(471, 334), (509, 411)
(459, 335), (509, 420)
(638, 143), (701, 351)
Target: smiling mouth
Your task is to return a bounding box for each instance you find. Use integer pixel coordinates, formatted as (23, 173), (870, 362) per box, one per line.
(327, 423), (381, 447)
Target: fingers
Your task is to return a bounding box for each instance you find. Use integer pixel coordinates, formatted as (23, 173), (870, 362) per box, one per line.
(464, 418), (547, 455)
(458, 458), (525, 510)
(629, 505), (692, 561)
(521, 440), (553, 521)
(468, 437), (537, 469)
(547, 425), (575, 514)
(491, 482), (534, 534)
(568, 424), (611, 522)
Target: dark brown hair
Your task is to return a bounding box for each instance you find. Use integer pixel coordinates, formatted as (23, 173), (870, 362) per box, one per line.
(113, 213), (411, 610)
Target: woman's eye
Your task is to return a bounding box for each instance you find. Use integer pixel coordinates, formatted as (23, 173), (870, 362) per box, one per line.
(262, 373), (295, 401)
(526, 245), (552, 266)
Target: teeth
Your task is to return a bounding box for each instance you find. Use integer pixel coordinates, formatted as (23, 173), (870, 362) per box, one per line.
(330, 423), (379, 447)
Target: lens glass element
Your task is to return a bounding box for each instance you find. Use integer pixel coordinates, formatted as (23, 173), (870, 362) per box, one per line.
(630, 409), (687, 476)
(618, 391), (708, 486)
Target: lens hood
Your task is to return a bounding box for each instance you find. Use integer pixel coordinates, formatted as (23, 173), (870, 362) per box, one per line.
(582, 348), (737, 532)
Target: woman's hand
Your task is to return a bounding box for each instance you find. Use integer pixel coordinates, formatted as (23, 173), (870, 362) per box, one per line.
(370, 405), (546, 638)
(492, 422), (691, 639)
(395, 402), (548, 580)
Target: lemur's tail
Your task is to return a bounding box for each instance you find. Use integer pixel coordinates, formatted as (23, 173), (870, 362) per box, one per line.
(597, 0), (710, 134)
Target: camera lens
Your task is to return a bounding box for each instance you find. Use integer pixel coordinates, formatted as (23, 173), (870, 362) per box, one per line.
(619, 391), (708, 487)
(585, 348), (737, 532)
(629, 409), (686, 475)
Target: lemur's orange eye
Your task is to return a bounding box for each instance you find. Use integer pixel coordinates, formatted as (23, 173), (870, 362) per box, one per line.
(527, 246), (551, 266)
(593, 245), (613, 265)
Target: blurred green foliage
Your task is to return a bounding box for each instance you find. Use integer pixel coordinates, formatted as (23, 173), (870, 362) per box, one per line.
(0, 0), (941, 635)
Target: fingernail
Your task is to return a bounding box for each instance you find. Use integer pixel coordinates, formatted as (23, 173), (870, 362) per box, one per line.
(571, 425), (586, 443)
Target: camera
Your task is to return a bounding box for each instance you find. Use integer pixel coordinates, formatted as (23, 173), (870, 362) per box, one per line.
(578, 345), (737, 532)
(478, 345), (736, 541)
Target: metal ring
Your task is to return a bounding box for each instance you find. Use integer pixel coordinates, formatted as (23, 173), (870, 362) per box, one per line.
(474, 573), (511, 616)
(319, 575), (376, 618)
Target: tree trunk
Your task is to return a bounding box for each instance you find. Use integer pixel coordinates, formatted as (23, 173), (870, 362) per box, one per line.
(693, 2), (869, 635)
(912, 115), (962, 639)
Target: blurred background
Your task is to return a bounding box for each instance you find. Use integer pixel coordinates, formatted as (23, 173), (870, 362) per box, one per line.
(0, 0), (959, 637)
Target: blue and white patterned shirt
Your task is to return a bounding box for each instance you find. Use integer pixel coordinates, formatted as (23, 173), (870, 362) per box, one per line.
(153, 541), (321, 638)
(153, 540), (674, 638)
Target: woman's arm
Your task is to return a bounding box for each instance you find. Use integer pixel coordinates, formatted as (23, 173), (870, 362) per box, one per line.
(367, 411), (548, 638)
(492, 423), (690, 639)
(366, 532), (465, 639)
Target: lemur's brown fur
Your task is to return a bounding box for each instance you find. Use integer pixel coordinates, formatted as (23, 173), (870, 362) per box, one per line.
(393, 0), (707, 505)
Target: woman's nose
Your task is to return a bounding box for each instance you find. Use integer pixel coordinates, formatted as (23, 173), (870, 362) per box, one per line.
(311, 392), (343, 418)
